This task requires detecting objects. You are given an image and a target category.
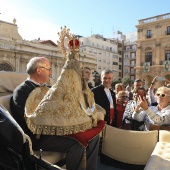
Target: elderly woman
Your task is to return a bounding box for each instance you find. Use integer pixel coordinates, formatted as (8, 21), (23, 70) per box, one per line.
(116, 91), (128, 128)
(122, 87), (147, 130)
(133, 86), (170, 130)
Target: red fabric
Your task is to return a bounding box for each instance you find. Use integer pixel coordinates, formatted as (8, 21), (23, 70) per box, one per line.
(116, 104), (125, 128)
(66, 120), (105, 147)
(110, 108), (114, 125)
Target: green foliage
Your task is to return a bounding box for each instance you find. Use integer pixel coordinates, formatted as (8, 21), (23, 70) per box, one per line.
(121, 76), (134, 86)
(111, 77), (121, 89)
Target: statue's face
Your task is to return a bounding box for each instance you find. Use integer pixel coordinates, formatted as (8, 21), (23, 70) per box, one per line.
(101, 73), (113, 88)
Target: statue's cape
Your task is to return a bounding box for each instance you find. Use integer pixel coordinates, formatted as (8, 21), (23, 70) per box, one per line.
(25, 59), (97, 135)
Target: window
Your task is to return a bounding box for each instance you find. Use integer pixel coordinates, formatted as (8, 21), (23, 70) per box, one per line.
(89, 48), (93, 53)
(147, 30), (152, 38)
(113, 62), (118, 65)
(131, 53), (136, 59)
(124, 69), (128, 73)
(98, 66), (101, 69)
(126, 46), (130, 50)
(113, 55), (118, 59)
(145, 52), (152, 65)
(124, 55), (128, 58)
(131, 68), (135, 74)
(165, 51), (170, 60)
(124, 61), (129, 66)
(131, 60), (135, 66)
(119, 65), (122, 70)
(0, 63), (13, 71)
(98, 59), (101, 62)
(167, 26), (170, 35)
(92, 43), (94, 46)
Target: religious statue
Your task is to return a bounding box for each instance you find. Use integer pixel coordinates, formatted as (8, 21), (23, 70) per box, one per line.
(25, 26), (98, 135)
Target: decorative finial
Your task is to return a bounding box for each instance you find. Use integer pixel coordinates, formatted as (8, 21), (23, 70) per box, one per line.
(13, 18), (16, 24)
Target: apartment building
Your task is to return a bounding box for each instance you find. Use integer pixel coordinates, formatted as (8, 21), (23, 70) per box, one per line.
(79, 34), (121, 79)
(136, 13), (170, 88)
(123, 32), (137, 81)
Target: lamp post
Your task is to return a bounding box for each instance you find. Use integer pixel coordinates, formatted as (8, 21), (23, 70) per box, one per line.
(92, 70), (100, 86)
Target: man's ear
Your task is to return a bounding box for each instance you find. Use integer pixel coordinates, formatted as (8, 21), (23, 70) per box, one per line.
(36, 67), (41, 75)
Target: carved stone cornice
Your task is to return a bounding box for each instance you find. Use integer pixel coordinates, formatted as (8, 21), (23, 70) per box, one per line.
(138, 28), (143, 32)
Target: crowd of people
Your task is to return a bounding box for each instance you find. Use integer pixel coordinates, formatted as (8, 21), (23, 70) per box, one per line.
(87, 67), (170, 133)
(9, 56), (170, 170)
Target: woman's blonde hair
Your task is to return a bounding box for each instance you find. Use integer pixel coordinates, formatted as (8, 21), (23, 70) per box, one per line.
(157, 86), (170, 96)
(115, 83), (125, 93)
(117, 90), (127, 101)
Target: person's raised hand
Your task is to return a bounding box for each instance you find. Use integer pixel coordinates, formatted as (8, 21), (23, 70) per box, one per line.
(138, 95), (149, 111)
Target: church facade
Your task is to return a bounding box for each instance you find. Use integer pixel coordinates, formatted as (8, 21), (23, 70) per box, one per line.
(0, 19), (96, 81)
(136, 13), (170, 88)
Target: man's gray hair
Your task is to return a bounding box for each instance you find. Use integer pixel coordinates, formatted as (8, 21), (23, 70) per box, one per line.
(101, 69), (113, 77)
(26, 57), (48, 75)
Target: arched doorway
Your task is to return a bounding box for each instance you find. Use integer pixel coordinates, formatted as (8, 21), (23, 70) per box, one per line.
(0, 63), (14, 71)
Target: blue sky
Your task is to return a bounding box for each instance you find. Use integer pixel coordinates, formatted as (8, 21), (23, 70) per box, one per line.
(1, 0), (170, 42)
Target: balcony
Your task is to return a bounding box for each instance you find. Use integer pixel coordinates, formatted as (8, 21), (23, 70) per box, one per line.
(124, 48), (136, 52)
(130, 56), (136, 60)
(145, 34), (152, 39)
(129, 63), (136, 66)
(139, 13), (170, 25)
(165, 31), (170, 35)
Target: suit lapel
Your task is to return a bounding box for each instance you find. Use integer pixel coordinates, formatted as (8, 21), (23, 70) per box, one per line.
(99, 84), (109, 102)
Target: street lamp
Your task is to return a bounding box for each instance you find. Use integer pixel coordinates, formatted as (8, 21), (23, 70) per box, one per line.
(92, 70), (100, 86)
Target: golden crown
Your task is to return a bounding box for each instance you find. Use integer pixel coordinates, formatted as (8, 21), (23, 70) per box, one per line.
(57, 26), (80, 59)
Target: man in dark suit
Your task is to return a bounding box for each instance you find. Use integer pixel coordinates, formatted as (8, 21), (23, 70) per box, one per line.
(91, 69), (117, 126)
(83, 67), (94, 89)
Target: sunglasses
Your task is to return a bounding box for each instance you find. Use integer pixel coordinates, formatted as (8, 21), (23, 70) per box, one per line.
(156, 93), (170, 98)
(122, 96), (128, 98)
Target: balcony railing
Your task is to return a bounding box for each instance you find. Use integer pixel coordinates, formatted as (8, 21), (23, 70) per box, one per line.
(139, 13), (170, 24)
(165, 31), (170, 35)
(145, 34), (152, 39)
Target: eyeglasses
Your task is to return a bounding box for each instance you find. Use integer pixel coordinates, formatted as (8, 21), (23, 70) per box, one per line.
(122, 96), (128, 98)
(39, 67), (51, 72)
(156, 93), (170, 98)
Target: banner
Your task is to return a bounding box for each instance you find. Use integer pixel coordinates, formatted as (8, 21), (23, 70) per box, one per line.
(163, 61), (170, 71)
(143, 62), (150, 72)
